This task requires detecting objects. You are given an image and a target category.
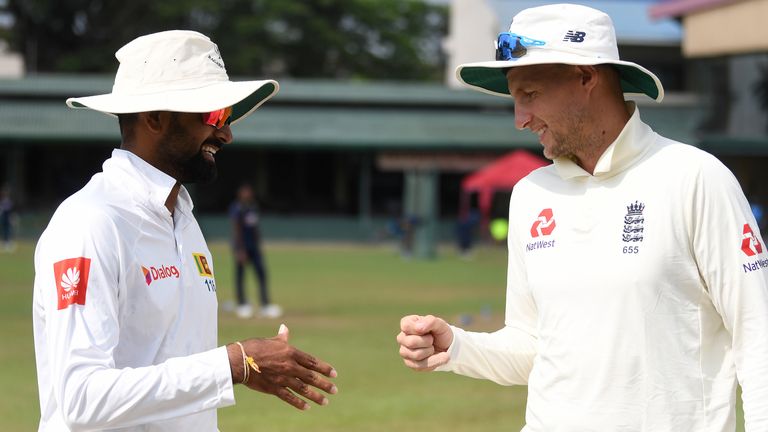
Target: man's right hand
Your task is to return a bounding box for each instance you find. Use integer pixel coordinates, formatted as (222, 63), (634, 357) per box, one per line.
(397, 315), (454, 371)
(227, 324), (338, 410)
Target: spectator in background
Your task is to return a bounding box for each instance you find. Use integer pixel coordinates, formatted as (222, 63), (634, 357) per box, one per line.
(456, 209), (480, 257)
(229, 183), (282, 319)
(384, 200), (420, 258)
(398, 214), (421, 258)
(0, 184), (16, 252)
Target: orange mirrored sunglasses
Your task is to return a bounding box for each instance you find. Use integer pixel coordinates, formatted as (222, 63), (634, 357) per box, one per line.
(202, 106), (233, 129)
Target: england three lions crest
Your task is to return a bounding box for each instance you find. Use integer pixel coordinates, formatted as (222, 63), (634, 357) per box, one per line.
(622, 201), (645, 243)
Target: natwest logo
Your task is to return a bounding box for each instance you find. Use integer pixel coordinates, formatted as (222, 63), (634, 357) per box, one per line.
(141, 264), (180, 286)
(54, 257), (91, 310)
(530, 208), (556, 238)
(741, 224), (763, 257)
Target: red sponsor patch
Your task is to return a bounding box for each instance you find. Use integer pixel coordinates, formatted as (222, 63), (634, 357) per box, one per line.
(742, 224), (763, 257)
(53, 257), (91, 310)
(530, 208), (556, 238)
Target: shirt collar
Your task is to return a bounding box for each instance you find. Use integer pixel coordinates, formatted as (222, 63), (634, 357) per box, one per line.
(103, 149), (194, 215)
(553, 102), (654, 180)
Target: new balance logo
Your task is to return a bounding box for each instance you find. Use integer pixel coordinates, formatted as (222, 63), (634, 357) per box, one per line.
(563, 31), (586, 42)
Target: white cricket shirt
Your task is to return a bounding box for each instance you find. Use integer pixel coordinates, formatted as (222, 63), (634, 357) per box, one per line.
(441, 104), (768, 431)
(33, 149), (235, 431)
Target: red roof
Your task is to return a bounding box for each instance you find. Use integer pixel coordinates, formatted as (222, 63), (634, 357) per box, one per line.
(649, 0), (738, 19)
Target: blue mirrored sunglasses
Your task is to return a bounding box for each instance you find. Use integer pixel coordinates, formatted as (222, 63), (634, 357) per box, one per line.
(495, 32), (546, 61)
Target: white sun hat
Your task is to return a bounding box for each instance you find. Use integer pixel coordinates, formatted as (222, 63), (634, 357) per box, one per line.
(455, 3), (664, 102)
(66, 30), (279, 125)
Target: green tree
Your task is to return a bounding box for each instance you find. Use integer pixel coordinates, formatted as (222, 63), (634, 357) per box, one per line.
(1, 0), (447, 80)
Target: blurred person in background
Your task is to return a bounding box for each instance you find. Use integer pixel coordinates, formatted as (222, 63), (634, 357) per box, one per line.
(33, 30), (336, 431)
(229, 182), (281, 319)
(397, 4), (768, 431)
(0, 184), (17, 252)
(456, 208), (480, 257)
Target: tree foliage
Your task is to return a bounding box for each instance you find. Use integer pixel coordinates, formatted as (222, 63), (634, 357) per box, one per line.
(1, 0), (447, 80)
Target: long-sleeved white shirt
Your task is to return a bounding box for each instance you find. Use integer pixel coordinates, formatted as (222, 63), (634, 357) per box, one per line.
(33, 149), (235, 431)
(440, 104), (768, 431)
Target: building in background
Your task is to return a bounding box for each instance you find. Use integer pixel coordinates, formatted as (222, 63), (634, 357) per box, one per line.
(0, 74), (702, 249)
(2, 0), (729, 252)
(0, 40), (23, 78)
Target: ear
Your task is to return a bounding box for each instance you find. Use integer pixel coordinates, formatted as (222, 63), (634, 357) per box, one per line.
(575, 65), (599, 94)
(139, 111), (170, 135)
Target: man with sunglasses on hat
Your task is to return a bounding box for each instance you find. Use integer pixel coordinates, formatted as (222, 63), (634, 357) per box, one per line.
(398, 4), (768, 431)
(32, 30), (337, 431)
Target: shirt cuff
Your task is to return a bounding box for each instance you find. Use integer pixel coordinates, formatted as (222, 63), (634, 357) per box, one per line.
(434, 325), (464, 372)
(211, 345), (236, 408)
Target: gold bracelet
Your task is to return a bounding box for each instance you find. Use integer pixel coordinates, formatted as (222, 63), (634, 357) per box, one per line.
(235, 341), (249, 385)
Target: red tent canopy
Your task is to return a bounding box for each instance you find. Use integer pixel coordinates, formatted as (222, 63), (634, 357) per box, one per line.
(461, 150), (550, 219)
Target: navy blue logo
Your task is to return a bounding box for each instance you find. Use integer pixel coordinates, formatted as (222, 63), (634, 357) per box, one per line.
(622, 201), (645, 243)
(563, 31), (586, 42)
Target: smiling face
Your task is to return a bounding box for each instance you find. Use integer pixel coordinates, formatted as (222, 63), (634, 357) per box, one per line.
(506, 64), (597, 162)
(157, 112), (232, 184)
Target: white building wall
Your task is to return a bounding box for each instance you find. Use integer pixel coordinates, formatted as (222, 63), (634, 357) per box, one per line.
(0, 41), (23, 78)
(444, 0), (498, 88)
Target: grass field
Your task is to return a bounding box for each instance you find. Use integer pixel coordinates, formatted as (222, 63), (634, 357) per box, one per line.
(1, 241), (527, 431)
(0, 241), (745, 431)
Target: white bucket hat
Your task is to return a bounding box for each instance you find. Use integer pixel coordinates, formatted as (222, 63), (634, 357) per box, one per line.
(66, 30), (279, 125)
(456, 3), (664, 102)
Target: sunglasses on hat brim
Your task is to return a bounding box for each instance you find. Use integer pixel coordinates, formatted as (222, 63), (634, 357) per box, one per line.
(495, 32), (546, 61)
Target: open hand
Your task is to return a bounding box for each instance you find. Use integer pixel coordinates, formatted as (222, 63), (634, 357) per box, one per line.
(229, 325), (338, 410)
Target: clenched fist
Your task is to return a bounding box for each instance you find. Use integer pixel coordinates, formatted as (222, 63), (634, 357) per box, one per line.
(396, 315), (454, 371)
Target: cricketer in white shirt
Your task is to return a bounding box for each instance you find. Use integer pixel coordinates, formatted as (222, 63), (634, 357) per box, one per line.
(439, 104), (768, 431)
(33, 149), (235, 431)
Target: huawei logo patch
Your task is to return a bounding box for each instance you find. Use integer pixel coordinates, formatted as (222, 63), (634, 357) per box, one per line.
(54, 257), (91, 310)
(60, 267), (80, 291)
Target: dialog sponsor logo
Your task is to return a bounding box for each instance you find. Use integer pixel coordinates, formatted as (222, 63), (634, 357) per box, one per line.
(141, 264), (180, 286)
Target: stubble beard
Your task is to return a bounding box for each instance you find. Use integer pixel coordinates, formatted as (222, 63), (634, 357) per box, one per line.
(543, 107), (599, 164)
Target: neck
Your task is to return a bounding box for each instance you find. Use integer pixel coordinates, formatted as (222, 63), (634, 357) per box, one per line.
(576, 101), (631, 175)
(165, 182), (181, 215)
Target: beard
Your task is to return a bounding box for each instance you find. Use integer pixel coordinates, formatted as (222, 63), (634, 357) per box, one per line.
(179, 151), (218, 185)
(160, 114), (218, 184)
(543, 106), (596, 162)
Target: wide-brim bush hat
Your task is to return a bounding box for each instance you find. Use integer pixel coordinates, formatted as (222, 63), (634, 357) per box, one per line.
(66, 30), (278, 125)
(456, 3), (664, 102)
